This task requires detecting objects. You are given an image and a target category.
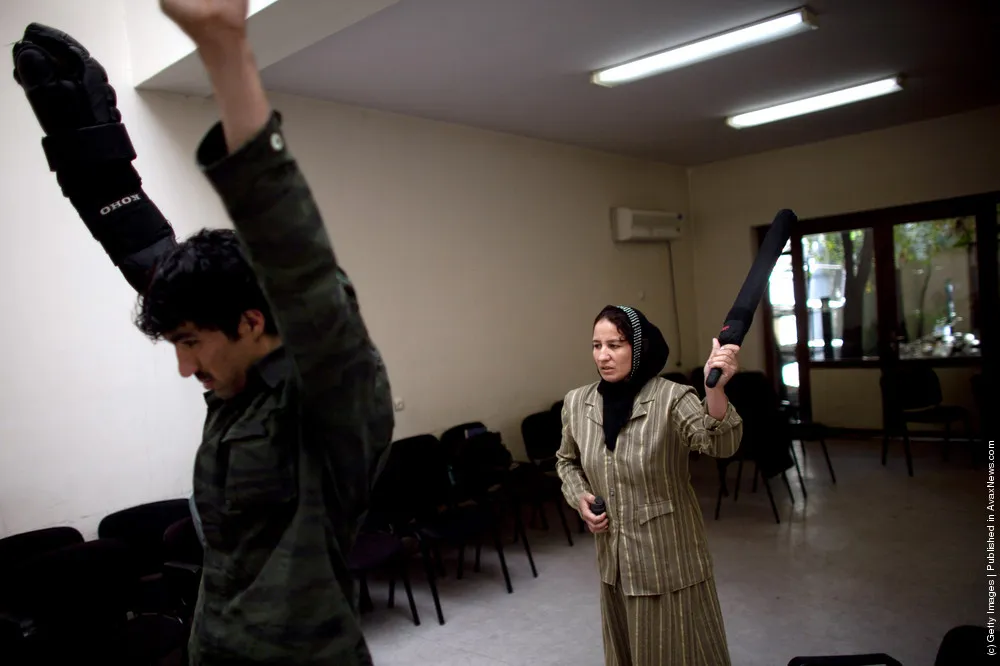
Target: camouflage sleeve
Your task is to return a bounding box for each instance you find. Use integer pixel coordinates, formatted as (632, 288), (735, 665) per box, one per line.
(195, 112), (394, 524)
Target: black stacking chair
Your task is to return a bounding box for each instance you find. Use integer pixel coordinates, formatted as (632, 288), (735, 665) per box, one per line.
(880, 365), (972, 476)
(0, 526), (86, 658)
(788, 623), (985, 666)
(98, 499), (192, 576)
(368, 434), (450, 625)
(10, 538), (186, 664)
(348, 520), (420, 626)
(98, 498), (193, 616)
(517, 410), (574, 546)
(445, 427), (538, 586)
(934, 624), (986, 664)
(788, 655), (901, 666)
(716, 372), (796, 524)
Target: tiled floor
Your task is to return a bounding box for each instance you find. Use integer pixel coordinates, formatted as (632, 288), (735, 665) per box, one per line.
(360, 440), (983, 665)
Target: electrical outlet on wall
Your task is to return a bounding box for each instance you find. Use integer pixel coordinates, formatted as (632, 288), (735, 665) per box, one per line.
(393, 399), (405, 412)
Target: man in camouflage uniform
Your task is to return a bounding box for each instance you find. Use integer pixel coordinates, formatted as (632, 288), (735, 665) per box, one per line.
(12, 1), (393, 663)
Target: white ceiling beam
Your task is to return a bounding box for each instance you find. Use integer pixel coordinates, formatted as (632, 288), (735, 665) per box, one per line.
(126, 0), (400, 96)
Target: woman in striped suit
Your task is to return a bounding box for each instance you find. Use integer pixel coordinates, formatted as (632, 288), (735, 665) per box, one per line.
(556, 305), (743, 666)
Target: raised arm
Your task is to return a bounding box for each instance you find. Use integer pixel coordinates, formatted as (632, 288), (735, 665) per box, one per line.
(12, 24), (178, 293)
(671, 387), (742, 458)
(674, 338), (744, 457)
(162, 0), (393, 521)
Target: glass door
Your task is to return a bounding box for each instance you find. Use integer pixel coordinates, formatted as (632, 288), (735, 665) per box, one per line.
(889, 217), (981, 360)
(757, 192), (998, 432)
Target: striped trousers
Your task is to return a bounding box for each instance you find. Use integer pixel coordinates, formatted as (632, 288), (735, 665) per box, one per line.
(600, 573), (732, 666)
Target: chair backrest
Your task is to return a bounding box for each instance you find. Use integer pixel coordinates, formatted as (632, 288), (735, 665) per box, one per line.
(935, 624), (986, 665)
(450, 431), (512, 501)
(725, 371), (793, 476)
(12, 538), (139, 628)
(163, 517), (203, 566)
(97, 499), (192, 575)
(661, 372), (689, 385)
(371, 434), (452, 525)
(882, 365), (943, 411)
(0, 526), (85, 612)
(0, 526), (84, 572)
(787, 655), (902, 666)
(521, 410), (562, 463)
(689, 367), (706, 398)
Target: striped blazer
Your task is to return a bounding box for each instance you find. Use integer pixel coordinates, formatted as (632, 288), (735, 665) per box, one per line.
(556, 377), (743, 596)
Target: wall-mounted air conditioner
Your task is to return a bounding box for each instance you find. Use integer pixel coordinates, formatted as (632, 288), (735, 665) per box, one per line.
(611, 207), (685, 242)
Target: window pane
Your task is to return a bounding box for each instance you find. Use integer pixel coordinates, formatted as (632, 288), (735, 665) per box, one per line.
(800, 229), (878, 361)
(894, 217), (979, 359)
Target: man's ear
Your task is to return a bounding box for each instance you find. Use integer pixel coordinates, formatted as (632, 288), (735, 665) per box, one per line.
(241, 310), (268, 339)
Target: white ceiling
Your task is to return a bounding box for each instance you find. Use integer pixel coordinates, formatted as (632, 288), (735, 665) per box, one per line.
(258, 0), (1000, 165)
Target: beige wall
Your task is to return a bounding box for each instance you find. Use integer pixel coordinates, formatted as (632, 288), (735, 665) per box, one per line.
(0, 0), (693, 538)
(688, 106), (999, 428)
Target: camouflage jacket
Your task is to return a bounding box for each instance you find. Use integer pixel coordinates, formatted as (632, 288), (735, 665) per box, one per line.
(188, 113), (394, 665)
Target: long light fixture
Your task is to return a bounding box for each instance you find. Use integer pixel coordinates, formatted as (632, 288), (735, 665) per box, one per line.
(726, 76), (904, 128)
(592, 7), (817, 87)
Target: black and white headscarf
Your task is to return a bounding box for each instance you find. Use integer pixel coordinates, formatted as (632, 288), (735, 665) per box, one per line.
(596, 305), (670, 451)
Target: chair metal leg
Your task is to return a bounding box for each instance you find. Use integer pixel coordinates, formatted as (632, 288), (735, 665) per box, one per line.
(387, 574), (395, 608)
(881, 432), (890, 466)
(734, 459), (745, 501)
(554, 500), (574, 547)
(903, 426), (914, 477)
(474, 542), (482, 572)
(781, 471), (795, 505)
(359, 575), (373, 613)
(399, 559), (420, 626)
(512, 501), (538, 578)
(491, 522), (514, 594)
(790, 445), (808, 500)
(820, 438), (836, 484)
(417, 536), (445, 625)
(715, 464), (727, 520)
(761, 469), (781, 524)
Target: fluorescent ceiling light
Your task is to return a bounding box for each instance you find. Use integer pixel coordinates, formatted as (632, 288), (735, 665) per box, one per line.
(592, 7), (817, 87)
(727, 76), (904, 128)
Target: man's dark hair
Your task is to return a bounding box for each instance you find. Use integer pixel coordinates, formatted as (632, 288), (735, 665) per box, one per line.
(135, 228), (277, 340)
(594, 305), (633, 342)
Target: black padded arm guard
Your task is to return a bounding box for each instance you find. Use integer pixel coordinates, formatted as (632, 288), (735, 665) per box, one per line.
(12, 23), (177, 293)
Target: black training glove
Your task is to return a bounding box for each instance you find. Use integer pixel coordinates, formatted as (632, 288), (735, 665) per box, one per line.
(13, 22), (177, 293)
